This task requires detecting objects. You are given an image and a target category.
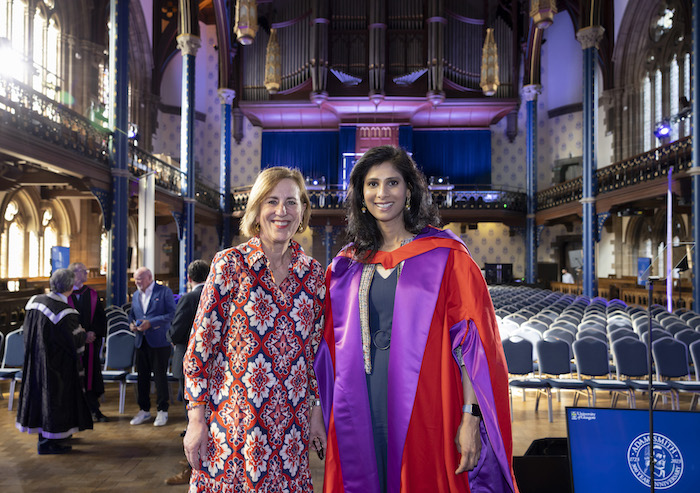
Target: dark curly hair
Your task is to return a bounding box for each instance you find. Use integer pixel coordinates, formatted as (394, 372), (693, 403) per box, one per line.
(345, 145), (440, 262)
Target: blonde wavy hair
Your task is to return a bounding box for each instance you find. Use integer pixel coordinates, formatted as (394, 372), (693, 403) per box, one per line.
(239, 167), (311, 238)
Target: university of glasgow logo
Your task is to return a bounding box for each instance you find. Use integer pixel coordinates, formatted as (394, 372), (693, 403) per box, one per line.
(627, 433), (683, 489)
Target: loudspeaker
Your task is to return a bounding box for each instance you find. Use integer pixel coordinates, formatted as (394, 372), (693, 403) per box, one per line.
(513, 438), (571, 493)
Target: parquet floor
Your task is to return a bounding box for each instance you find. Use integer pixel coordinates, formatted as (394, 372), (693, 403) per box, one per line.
(0, 382), (683, 492)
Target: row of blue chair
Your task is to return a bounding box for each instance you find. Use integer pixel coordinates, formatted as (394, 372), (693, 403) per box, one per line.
(502, 334), (700, 422)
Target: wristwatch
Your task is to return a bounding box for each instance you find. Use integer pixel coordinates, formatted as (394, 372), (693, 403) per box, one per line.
(462, 403), (482, 418)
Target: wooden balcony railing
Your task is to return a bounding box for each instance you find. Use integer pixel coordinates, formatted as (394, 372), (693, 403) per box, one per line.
(0, 75), (111, 165)
(537, 136), (693, 210)
(232, 184), (527, 213)
(0, 75), (223, 211)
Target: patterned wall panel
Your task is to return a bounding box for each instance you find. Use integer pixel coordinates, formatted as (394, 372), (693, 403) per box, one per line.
(443, 222), (525, 280)
(231, 117), (263, 189)
(195, 224), (219, 263)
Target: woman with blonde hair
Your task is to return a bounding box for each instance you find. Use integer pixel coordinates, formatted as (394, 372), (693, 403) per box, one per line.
(183, 166), (326, 492)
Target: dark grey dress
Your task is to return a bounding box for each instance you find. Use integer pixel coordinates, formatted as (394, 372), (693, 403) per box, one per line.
(366, 268), (399, 493)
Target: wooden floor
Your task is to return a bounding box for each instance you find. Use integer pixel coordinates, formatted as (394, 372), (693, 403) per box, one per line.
(0, 382), (684, 492)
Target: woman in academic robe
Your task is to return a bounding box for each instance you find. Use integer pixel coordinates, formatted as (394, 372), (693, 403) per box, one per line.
(315, 146), (519, 493)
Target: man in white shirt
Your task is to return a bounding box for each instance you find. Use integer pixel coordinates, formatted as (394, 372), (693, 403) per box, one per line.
(561, 268), (575, 284)
(128, 267), (176, 427)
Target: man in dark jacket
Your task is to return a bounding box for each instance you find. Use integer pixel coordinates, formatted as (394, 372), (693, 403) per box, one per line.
(68, 262), (108, 422)
(167, 259), (209, 406)
(164, 259), (209, 486)
(16, 268), (93, 455)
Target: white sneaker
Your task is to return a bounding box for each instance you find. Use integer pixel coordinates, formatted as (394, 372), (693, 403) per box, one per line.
(153, 411), (168, 427)
(130, 410), (152, 425)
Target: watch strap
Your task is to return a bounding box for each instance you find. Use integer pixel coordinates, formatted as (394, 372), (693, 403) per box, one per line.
(462, 403), (481, 417)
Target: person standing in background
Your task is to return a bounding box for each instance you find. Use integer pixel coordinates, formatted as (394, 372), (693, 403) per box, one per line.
(561, 268), (575, 284)
(16, 268), (93, 454)
(164, 259), (209, 486)
(129, 267), (176, 427)
(68, 262), (108, 422)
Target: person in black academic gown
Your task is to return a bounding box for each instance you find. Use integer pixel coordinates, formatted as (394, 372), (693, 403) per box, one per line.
(68, 262), (108, 422)
(16, 268), (93, 455)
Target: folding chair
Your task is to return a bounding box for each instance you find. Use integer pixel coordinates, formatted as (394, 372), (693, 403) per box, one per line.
(536, 338), (589, 422)
(641, 329), (672, 347)
(572, 337), (632, 407)
(102, 330), (136, 414)
(652, 338), (700, 411)
(608, 327), (636, 344)
(611, 337), (673, 409)
(501, 337), (550, 421)
(674, 329), (700, 347)
(0, 328), (25, 410)
(107, 320), (131, 335)
(576, 328), (607, 342)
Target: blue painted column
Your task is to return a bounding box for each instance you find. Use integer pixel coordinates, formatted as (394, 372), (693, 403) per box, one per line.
(218, 88), (235, 250)
(108, 0), (130, 306)
(177, 34), (201, 294)
(692, 0), (699, 311)
(577, 26), (605, 299)
(522, 84), (541, 285)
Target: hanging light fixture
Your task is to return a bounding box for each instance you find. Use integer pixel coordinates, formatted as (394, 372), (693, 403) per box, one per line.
(234, 0), (258, 46)
(480, 28), (499, 97)
(530, 0), (557, 29)
(264, 28), (281, 94)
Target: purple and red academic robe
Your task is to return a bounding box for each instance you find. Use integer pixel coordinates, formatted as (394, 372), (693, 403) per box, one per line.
(314, 226), (519, 493)
(69, 284), (106, 396)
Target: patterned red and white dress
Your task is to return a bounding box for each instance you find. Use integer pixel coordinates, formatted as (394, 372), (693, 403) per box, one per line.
(184, 237), (325, 493)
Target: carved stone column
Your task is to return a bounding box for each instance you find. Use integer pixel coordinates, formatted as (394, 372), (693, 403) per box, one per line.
(218, 88), (235, 249)
(108, 0), (130, 306)
(522, 84), (541, 284)
(576, 25), (605, 298)
(177, 33), (201, 293)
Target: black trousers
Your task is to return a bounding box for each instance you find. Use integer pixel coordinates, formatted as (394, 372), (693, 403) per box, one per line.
(85, 390), (101, 414)
(135, 340), (171, 412)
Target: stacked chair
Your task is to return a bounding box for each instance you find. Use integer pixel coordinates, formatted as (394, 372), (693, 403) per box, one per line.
(490, 285), (700, 420)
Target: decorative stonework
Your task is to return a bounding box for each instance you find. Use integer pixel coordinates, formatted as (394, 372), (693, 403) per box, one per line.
(177, 34), (201, 56)
(521, 84), (542, 102)
(218, 89), (235, 105)
(576, 26), (605, 50)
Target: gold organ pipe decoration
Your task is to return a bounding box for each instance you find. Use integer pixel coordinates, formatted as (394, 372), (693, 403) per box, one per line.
(264, 28), (281, 94)
(480, 28), (499, 97)
(234, 0), (258, 46)
(530, 0), (557, 29)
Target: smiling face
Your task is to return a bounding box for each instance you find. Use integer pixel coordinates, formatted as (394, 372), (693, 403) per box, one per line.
(257, 178), (306, 248)
(363, 161), (409, 229)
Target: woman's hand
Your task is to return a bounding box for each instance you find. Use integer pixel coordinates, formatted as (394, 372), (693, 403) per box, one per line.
(184, 407), (208, 469)
(454, 414), (482, 474)
(309, 404), (326, 457)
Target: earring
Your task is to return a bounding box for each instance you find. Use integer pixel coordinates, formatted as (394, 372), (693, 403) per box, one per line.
(255, 223), (260, 233)
(361, 201), (367, 214)
(297, 222), (304, 233)
(405, 196), (411, 211)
